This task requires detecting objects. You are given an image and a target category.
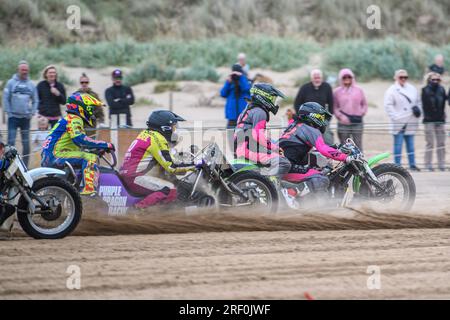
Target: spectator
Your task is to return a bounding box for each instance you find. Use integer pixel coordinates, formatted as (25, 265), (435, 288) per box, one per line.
(77, 73), (105, 127)
(2, 60), (38, 167)
(32, 115), (49, 153)
(294, 69), (334, 144)
(37, 65), (66, 129)
(428, 54), (445, 75)
(421, 72), (447, 171)
(333, 68), (368, 150)
(384, 69), (422, 171)
(220, 63), (251, 129)
(105, 69), (135, 127)
(237, 53), (250, 76)
(285, 108), (296, 125)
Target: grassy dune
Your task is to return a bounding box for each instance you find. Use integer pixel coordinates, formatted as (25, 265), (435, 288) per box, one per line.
(1, 0), (449, 45)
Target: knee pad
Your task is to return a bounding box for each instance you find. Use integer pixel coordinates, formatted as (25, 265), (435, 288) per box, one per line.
(306, 175), (330, 192)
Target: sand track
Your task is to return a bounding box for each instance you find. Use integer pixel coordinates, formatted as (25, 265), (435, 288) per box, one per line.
(0, 172), (449, 299)
(1, 228), (449, 299)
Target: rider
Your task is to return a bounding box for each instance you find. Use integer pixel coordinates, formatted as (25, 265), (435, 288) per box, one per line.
(41, 92), (114, 196)
(279, 102), (357, 193)
(234, 83), (291, 176)
(119, 110), (196, 208)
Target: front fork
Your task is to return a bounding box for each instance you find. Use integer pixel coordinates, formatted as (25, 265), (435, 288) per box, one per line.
(342, 163), (381, 207)
(11, 175), (49, 214)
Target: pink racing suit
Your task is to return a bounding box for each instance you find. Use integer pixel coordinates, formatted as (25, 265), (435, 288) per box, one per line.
(119, 130), (195, 208)
(234, 104), (291, 176)
(279, 121), (347, 191)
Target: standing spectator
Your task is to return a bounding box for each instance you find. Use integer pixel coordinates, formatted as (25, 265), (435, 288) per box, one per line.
(384, 69), (422, 171)
(77, 73), (105, 127)
(421, 72), (447, 171)
(294, 69), (334, 144)
(220, 64), (251, 150)
(428, 54), (445, 75)
(32, 116), (49, 167)
(285, 108), (296, 125)
(333, 68), (368, 150)
(105, 69), (135, 127)
(37, 65), (66, 129)
(2, 60), (38, 167)
(237, 53), (250, 76)
(220, 64), (251, 129)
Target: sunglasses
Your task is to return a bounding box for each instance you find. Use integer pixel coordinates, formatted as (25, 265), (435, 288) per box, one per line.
(80, 81), (89, 84)
(343, 76), (353, 79)
(399, 76), (409, 80)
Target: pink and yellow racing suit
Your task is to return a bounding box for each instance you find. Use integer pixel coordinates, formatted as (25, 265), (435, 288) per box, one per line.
(119, 130), (195, 208)
(234, 104), (291, 176)
(41, 114), (111, 195)
(279, 121), (347, 191)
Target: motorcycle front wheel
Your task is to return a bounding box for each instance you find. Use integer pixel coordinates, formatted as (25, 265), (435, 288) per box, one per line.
(17, 177), (82, 239)
(359, 163), (416, 211)
(218, 171), (278, 214)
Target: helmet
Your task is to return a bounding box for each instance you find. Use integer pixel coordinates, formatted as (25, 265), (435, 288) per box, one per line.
(146, 110), (186, 141)
(66, 92), (103, 127)
(297, 102), (332, 133)
(250, 83), (285, 115)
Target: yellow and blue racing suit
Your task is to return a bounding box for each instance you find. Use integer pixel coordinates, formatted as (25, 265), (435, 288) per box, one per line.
(41, 114), (111, 195)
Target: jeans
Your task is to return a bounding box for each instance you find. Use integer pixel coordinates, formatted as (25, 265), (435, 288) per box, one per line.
(393, 133), (416, 167)
(7, 117), (31, 167)
(424, 123), (446, 170)
(338, 122), (364, 151)
(110, 110), (132, 127)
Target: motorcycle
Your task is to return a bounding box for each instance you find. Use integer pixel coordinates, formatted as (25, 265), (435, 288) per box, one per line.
(0, 146), (82, 239)
(61, 142), (278, 215)
(231, 139), (416, 211)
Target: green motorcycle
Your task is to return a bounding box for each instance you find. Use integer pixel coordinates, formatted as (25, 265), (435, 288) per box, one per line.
(230, 139), (416, 211)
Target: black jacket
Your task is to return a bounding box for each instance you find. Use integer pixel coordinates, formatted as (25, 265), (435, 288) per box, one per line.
(105, 85), (135, 114)
(428, 64), (445, 75)
(421, 84), (447, 123)
(37, 80), (66, 117)
(294, 82), (333, 114)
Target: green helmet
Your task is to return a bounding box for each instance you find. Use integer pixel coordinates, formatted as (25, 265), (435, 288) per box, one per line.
(250, 83), (285, 115)
(297, 102), (332, 133)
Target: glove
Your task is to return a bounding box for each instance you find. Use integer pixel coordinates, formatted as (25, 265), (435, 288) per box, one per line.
(4, 147), (18, 160)
(195, 159), (205, 170)
(0, 159), (9, 171)
(345, 154), (361, 163)
(106, 143), (115, 153)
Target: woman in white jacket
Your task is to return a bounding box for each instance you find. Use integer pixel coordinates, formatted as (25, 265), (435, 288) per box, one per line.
(384, 69), (422, 171)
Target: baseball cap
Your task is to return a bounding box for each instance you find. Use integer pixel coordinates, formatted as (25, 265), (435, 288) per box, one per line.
(112, 69), (123, 79)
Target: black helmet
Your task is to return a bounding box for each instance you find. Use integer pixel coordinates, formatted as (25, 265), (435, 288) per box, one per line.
(250, 83), (285, 115)
(297, 102), (332, 133)
(146, 110), (185, 140)
(231, 63), (243, 73)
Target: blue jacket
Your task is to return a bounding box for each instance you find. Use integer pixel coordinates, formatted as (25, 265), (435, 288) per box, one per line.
(220, 75), (251, 120)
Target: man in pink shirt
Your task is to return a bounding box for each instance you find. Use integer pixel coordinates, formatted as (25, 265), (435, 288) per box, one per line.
(333, 68), (368, 150)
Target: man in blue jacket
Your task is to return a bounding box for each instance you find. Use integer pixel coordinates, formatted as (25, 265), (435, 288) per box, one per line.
(220, 64), (251, 128)
(2, 61), (39, 167)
